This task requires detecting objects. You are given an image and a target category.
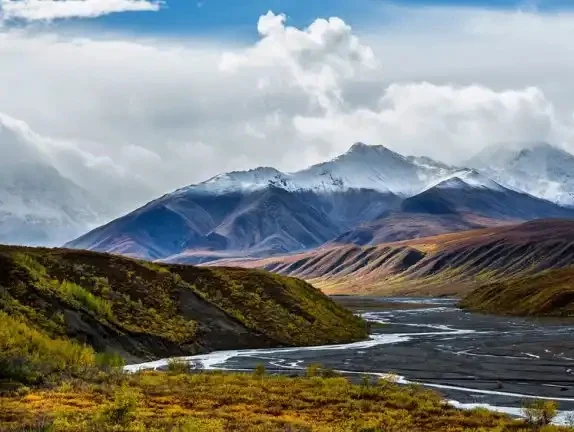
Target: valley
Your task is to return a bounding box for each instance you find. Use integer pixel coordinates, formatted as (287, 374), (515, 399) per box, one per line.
(2, 142), (574, 430)
(3, 297), (574, 431)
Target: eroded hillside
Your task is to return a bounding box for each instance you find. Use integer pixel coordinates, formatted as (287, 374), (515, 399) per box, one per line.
(219, 220), (574, 296)
(0, 245), (367, 367)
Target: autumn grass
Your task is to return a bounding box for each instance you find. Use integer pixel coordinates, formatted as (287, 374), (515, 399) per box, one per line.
(3, 370), (571, 432)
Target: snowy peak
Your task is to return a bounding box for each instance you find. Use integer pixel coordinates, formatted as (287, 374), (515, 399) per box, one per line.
(294, 142), (414, 194)
(170, 140), (574, 206)
(178, 142), (456, 197)
(429, 169), (506, 192)
(190, 167), (291, 194)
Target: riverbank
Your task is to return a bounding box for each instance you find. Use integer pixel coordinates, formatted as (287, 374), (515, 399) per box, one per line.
(122, 298), (574, 422)
(4, 296), (574, 430)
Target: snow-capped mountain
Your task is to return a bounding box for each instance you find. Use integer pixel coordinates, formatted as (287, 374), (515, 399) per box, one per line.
(66, 142), (574, 263)
(426, 169), (506, 192)
(401, 166), (574, 220)
(467, 142), (574, 207)
(183, 143), (457, 197)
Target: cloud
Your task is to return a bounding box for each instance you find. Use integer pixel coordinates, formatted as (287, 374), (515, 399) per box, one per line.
(220, 11), (376, 110)
(0, 0), (161, 21)
(294, 83), (569, 163)
(1, 7), (574, 218)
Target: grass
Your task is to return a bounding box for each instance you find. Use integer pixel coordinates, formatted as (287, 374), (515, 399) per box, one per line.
(58, 280), (113, 320)
(460, 266), (574, 317)
(0, 245), (367, 366)
(0, 246), (572, 431)
(3, 370), (571, 432)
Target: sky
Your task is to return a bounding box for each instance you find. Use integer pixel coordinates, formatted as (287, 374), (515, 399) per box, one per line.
(1, 0), (574, 217)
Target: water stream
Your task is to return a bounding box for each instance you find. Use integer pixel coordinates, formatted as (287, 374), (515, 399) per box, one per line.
(126, 298), (574, 424)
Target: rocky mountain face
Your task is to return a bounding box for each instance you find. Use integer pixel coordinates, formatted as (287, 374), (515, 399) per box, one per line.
(65, 142), (574, 263)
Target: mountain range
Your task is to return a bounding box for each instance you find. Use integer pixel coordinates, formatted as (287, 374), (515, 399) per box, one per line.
(65, 142), (574, 264)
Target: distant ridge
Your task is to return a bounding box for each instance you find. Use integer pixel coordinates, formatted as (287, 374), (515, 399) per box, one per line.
(215, 220), (574, 296)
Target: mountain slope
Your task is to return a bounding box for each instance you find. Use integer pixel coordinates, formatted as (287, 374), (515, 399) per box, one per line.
(331, 212), (514, 246)
(66, 187), (379, 262)
(468, 142), (574, 206)
(460, 266), (574, 317)
(218, 220), (574, 296)
(0, 163), (104, 246)
(329, 169), (572, 249)
(69, 143), (448, 260)
(66, 143), (574, 263)
(400, 169), (574, 220)
(187, 142), (456, 196)
(0, 245), (367, 366)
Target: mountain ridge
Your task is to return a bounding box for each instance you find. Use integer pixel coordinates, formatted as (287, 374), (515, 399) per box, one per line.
(214, 219), (574, 297)
(65, 142), (574, 263)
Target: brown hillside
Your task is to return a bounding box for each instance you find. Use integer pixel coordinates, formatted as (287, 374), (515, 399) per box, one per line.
(214, 219), (574, 296)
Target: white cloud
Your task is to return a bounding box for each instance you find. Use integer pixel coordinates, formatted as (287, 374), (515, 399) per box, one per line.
(1, 7), (574, 218)
(220, 11), (376, 110)
(294, 83), (569, 163)
(0, 0), (161, 21)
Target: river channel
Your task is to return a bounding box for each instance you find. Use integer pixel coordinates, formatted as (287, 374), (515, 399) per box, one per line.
(126, 297), (574, 423)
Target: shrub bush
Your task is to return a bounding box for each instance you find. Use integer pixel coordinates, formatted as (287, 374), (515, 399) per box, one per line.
(0, 311), (97, 384)
(167, 358), (192, 374)
(522, 399), (559, 426)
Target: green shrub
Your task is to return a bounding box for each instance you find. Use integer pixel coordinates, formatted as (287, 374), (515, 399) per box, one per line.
(0, 311), (97, 384)
(96, 351), (126, 370)
(522, 399), (559, 426)
(59, 280), (113, 320)
(305, 363), (321, 378)
(167, 358), (191, 374)
(12, 253), (47, 278)
(254, 363), (266, 377)
(96, 386), (141, 426)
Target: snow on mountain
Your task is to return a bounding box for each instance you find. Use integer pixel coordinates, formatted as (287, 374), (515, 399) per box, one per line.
(0, 162), (105, 245)
(65, 141), (574, 263)
(179, 142), (458, 197)
(0, 113), (107, 245)
(426, 169), (506, 192)
(467, 142), (574, 206)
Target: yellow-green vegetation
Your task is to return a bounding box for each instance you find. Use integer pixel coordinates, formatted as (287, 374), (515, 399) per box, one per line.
(460, 267), (574, 317)
(0, 245), (570, 431)
(0, 311), (98, 385)
(0, 245), (367, 384)
(171, 266), (367, 346)
(3, 369), (571, 432)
